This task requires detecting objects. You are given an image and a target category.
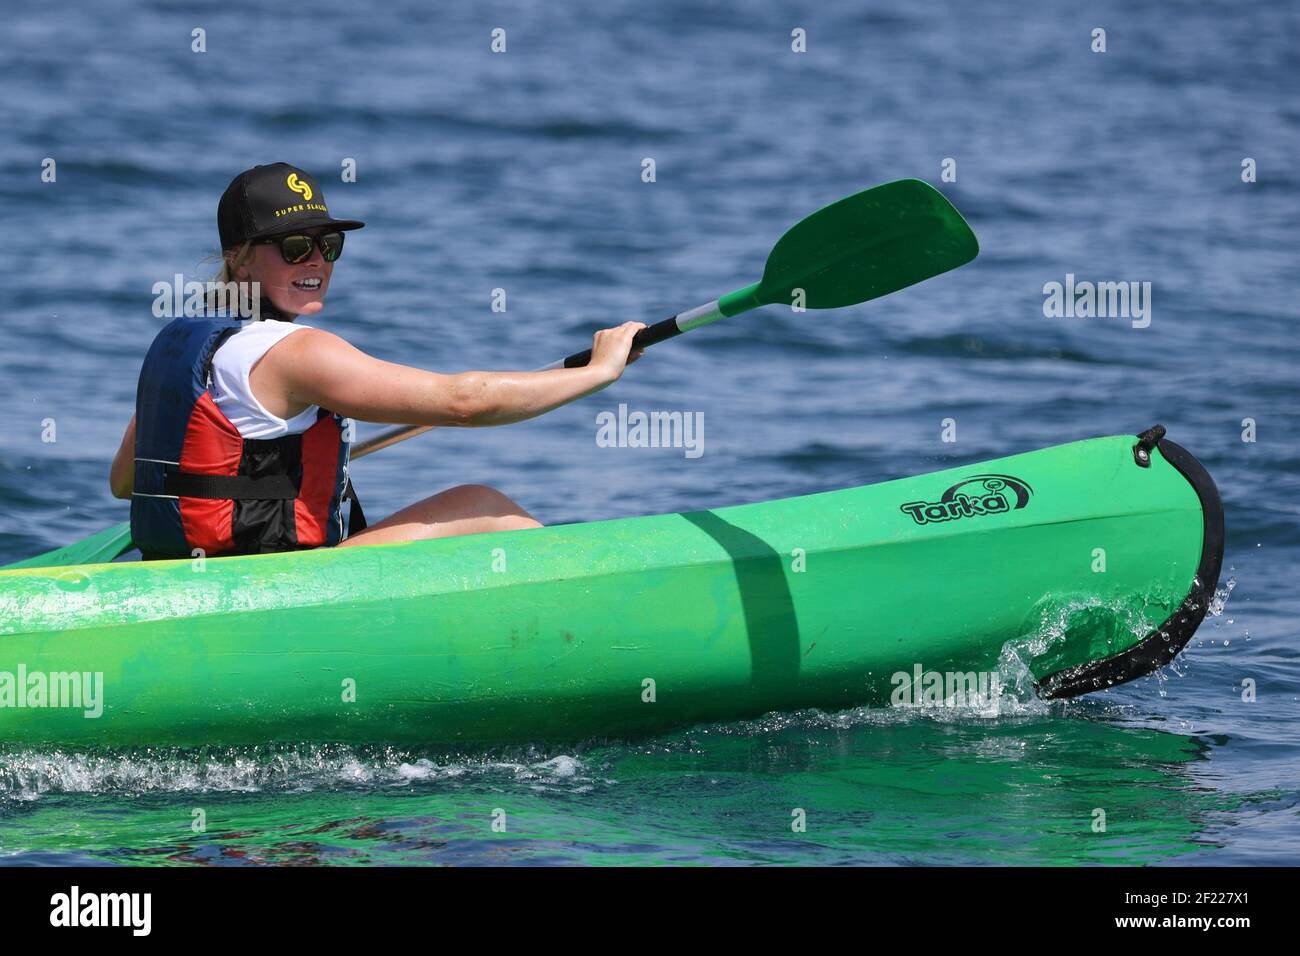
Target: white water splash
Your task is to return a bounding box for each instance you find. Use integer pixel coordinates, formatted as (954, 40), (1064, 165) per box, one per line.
(1207, 575), (1237, 619)
(0, 744), (591, 803)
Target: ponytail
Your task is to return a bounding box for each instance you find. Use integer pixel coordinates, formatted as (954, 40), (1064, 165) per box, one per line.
(203, 242), (254, 314)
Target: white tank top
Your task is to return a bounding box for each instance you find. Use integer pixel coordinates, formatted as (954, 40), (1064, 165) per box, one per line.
(210, 320), (320, 439)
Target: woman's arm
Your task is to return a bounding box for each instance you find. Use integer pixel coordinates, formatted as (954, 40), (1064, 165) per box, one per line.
(267, 323), (644, 426)
(108, 323), (638, 497)
(109, 414), (136, 499)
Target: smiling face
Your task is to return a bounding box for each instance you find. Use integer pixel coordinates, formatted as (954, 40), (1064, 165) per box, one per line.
(231, 230), (336, 318)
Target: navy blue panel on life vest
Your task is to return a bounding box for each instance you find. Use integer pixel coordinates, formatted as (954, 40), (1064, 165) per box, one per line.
(131, 317), (243, 557)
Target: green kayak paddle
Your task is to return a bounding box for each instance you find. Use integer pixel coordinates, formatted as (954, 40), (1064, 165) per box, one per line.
(3, 521), (135, 570)
(4, 178), (977, 571)
(354, 178), (978, 459)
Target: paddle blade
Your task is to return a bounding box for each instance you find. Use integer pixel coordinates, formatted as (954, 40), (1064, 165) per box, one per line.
(756, 179), (978, 310)
(1, 521), (135, 571)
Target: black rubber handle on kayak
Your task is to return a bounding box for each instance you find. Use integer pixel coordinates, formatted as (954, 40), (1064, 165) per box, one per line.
(561, 315), (685, 368)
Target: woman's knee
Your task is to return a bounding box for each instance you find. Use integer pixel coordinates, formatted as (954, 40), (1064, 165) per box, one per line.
(446, 483), (517, 511)
(448, 483), (501, 501)
(445, 484), (541, 528)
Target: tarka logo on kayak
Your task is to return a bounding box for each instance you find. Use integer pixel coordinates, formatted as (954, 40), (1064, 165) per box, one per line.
(286, 172), (313, 201)
(898, 474), (1032, 526)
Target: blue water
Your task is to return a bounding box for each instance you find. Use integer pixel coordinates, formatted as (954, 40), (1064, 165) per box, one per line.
(1, 0), (1297, 865)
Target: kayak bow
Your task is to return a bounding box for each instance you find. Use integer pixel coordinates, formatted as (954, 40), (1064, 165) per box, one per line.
(0, 427), (1222, 748)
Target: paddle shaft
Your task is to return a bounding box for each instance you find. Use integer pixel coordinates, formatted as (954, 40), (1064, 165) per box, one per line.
(351, 283), (760, 461)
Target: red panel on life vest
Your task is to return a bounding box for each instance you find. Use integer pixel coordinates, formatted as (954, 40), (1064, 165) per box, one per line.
(295, 415), (343, 546)
(177, 392), (242, 555)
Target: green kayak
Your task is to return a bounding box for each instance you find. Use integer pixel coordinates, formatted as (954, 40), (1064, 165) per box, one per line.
(0, 426), (1222, 748)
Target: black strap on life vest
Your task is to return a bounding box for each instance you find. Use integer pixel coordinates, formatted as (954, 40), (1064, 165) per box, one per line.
(160, 472), (368, 535)
(344, 478), (367, 534)
(163, 473), (299, 499)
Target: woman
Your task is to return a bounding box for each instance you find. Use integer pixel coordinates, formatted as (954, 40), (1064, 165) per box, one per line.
(110, 162), (642, 559)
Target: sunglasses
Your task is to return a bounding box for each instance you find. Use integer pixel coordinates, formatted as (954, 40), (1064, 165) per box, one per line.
(258, 231), (345, 264)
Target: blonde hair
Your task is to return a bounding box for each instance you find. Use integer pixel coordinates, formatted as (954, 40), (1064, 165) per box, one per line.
(203, 242), (255, 314)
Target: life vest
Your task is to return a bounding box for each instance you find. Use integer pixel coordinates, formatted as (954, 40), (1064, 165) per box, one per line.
(130, 314), (365, 560)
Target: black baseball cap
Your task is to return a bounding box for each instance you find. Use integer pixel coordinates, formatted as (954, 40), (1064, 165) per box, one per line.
(218, 163), (365, 249)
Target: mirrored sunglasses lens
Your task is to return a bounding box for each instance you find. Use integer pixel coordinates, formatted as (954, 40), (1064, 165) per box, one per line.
(320, 233), (344, 261)
(280, 236), (314, 263)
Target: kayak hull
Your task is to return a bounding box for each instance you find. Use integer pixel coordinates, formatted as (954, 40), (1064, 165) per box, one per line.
(0, 429), (1223, 747)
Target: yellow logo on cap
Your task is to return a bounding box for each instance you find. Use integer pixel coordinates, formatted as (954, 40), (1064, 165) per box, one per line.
(286, 174), (313, 201)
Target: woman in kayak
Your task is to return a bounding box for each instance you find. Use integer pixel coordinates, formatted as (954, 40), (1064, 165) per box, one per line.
(110, 162), (642, 559)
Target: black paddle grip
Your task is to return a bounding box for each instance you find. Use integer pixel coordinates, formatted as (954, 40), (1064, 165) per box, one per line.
(561, 315), (684, 368)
